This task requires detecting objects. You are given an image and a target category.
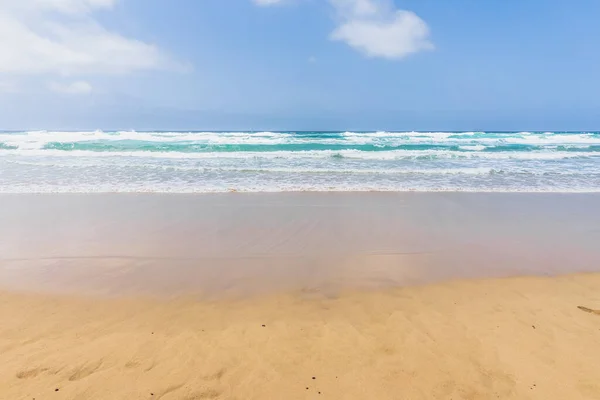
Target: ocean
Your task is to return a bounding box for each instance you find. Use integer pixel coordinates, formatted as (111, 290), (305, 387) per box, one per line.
(0, 130), (599, 193)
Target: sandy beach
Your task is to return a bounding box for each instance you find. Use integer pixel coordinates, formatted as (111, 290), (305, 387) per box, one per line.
(2, 274), (600, 399)
(1, 193), (600, 399)
(4, 0), (600, 396)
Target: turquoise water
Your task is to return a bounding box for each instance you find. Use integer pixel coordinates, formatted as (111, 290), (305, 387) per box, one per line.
(1, 130), (599, 192)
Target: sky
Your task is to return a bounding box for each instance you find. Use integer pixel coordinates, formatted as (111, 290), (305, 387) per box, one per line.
(1, 0), (600, 131)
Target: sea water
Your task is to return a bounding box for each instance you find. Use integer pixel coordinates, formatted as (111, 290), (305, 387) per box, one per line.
(0, 130), (599, 192)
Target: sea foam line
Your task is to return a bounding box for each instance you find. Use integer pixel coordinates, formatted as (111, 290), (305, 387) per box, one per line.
(1, 131), (600, 148)
(5, 160), (599, 176)
(1, 184), (600, 194)
(1, 148), (598, 160)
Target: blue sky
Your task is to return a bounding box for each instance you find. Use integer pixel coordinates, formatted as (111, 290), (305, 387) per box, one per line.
(1, 0), (599, 131)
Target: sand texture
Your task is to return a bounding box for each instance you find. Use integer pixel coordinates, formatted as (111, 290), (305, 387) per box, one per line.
(2, 273), (600, 400)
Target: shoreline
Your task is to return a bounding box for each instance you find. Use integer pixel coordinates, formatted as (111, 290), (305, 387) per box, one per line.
(2, 189), (600, 194)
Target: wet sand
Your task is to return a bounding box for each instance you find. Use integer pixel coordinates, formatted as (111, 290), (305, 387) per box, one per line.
(0, 193), (599, 296)
(1, 193), (600, 399)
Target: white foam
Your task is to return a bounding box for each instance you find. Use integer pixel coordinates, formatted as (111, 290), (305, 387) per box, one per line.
(2, 131), (599, 194)
(341, 131), (479, 138)
(459, 145), (487, 151)
(0, 131), (292, 147)
(2, 183), (599, 194)
(2, 131), (600, 149)
(164, 166), (500, 175)
(1, 148), (597, 161)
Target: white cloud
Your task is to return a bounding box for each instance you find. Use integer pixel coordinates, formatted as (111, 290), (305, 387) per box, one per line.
(15, 0), (117, 14)
(48, 80), (92, 94)
(252, 0), (433, 60)
(252, 0), (285, 6)
(330, 0), (433, 59)
(0, 0), (180, 76)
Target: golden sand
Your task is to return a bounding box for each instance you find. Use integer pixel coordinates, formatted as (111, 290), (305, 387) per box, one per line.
(1, 273), (600, 400)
